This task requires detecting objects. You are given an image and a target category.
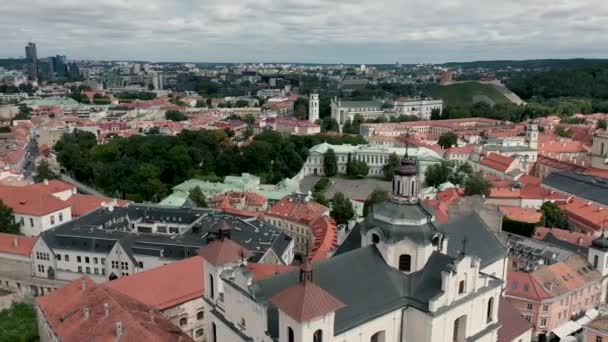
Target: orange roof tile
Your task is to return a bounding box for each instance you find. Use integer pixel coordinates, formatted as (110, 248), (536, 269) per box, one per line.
(533, 227), (595, 247)
(28, 179), (75, 194)
(506, 271), (551, 300)
(265, 197), (328, 225)
(481, 153), (515, 172)
(0, 232), (36, 256)
(560, 197), (608, 232)
(106, 256), (203, 310)
(309, 216), (338, 262)
(198, 238), (252, 266)
(65, 194), (129, 217)
(499, 206), (543, 223)
(0, 185), (70, 216)
(269, 280), (345, 322)
(36, 277), (193, 342)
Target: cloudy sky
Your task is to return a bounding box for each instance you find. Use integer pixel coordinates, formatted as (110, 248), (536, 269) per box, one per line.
(1, 0), (607, 63)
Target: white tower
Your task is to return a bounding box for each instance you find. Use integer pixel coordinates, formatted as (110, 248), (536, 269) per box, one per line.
(527, 123), (539, 150)
(308, 93), (319, 123)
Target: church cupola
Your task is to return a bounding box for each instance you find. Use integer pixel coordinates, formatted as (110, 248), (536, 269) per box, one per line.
(392, 146), (420, 204)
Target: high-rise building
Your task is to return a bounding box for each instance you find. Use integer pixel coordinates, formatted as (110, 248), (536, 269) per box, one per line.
(308, 93), (319, 123)
(54, 55), (67, 76)
(68, 62), (80, 80)
(24, 42), (38, 81)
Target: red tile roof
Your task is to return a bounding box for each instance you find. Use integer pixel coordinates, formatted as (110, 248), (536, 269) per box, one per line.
(506, 271), (551, 300)
(0, 232), (36, 256)
(560, 197), (608, 233)
(106, 256), (204, 310)
(198, 238), (252, 266)
(533, 227), (594, 247)
(265, 197), (328, 225)
(247, 263), (296, 280)
(499, 206), (543, 223)
(309, 216), (338, 262)
(36, 277), (193, 342)
(481, 153), (515, 173)
(497, 297), (532, 342)
(269, 280), (345, 322)
(65, 194), (129, 217)
(28, 179), (75, 194)
(0, 185), (70, 216)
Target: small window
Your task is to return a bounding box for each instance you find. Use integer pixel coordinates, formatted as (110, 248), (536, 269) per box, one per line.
(180, 318), (187, 326)
(86, 267), (90, 274)
(29, 218), (34, 227)
(56, 254), (61, 261)
(85, 257), (90, 264)
(196, 329), (204, 337)
(93, 257), (98, 264)
(487, 297), (494, 323)
(313, 329), (323, 342)
(288, 327), (294, 342)
(458, 280), (465, 294)
(398, 255), (411, 272)
(78, 266), (82, 273)
(540, 318), (547, 327)
(542, 305), (549, 312)
(77, 256), (82, 263)
(597, 337), (603, 342)
(197, 311), (204, 320)
(138, 261), (143, 268)
(65, 255), (69, 262)
(240, 318), (246, 328)
(59, 213), (63, 222)
(371, 234), (380, 244)
(527, 303), (533, 311)
(50, 216), (55, 225)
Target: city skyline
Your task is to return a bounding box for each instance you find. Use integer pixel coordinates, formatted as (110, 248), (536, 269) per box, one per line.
(1, 0), (608, 64)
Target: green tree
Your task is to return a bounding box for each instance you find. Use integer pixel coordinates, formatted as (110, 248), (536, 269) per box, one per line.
(330, 192), (354, 225)
(14, 105), (30, 120)
(438, 132), (458, 149)
(0, 200), (19, 234)
(464, 173), (492, 196)
(540, 202), (569, 229)
(430, 108), (442, 120)
(294, 98), (308, 120)
(424, 162), (450, 187)
(346, 158), (369, 178)
(33, 160), (58, 183)
(0, 302), (39, 341)
(323, 148), (338, 177)
(188, 186), (208, 207)
(382, 152), (400, 180)
(165, 110), (187, 121)
(554, 126), (573, 138)
(363, 189), (389, 217)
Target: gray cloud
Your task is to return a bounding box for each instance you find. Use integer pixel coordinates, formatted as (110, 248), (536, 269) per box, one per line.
(0, 0), (607, 63)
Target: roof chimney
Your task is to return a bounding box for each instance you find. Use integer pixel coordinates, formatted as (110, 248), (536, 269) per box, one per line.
(104, 303), (109, 317)
(115, 321), (124, 339)
(12, 237), (18, 248)
(83, 306), (90, 320)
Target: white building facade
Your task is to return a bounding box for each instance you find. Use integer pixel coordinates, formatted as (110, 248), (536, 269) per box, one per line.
(393, 98), (443, 120)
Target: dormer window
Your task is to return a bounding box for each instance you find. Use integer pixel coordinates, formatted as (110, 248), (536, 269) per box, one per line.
(399, 255), (411, 272)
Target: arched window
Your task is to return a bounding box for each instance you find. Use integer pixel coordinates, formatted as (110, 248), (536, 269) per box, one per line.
(197, 311), (204, 320)
(180, 317), (187, 326)
(399, 255), (411, 272)
(313, 329), (323, 342)
(486, 297), (494, 323)
(371, 234), (380, 244)
(209, 274), (215, 299)
(594, 255), (599, 269)
(288, 327), (294, 342)
(371, 331), (386, 342)
(458, 280), (465, 294)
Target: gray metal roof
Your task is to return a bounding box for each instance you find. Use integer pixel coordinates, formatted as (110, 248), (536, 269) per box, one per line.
(40, 204), (291, 263)
(543, 171), (608, 205)
(251, 246), (460, 336)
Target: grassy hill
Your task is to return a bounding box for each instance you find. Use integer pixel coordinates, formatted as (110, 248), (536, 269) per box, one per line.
(428, 82), (511, 107)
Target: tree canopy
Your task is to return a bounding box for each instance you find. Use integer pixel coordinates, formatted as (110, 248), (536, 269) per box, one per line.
(323, 149), (338, 177)
(165, 110), (187, 121)
(541, 202), (569, 230)
(188, 186), (207, 207)
(363, 189), (389, 217)
(33, 160), (58, 183)
(330, 192), (354, 225)
(0, 200), (19, 234)
(438, 132), (458, 149)
(382, 153), (400, 180)
(464, 173), (492, 197)
(424, 162), (451, 187)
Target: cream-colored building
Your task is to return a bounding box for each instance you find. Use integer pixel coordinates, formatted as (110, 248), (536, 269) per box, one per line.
(591, 129), (608, 170)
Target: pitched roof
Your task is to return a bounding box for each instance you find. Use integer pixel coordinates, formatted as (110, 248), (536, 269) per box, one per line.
(0, 232), (36, 256)
(106, 256), (204, 310)
(64, 194), (129, 217)
(309, 216), (338, 262)
(27, 179), (75, 194)
(499, 206), (543, 223)
(36, 277), (193, 342)
(497, 297), (532, 342)
(0, 184), (71, 216)
(506, 271), (551, 300)
(265, 196), (328, 225)
(560, 196), (608, 232)
(533, 227), (594, 248)
(543, 171), (608, 206)
(198, 238), (252, 266)
(269, 280), (346, 322)
(480, 153), (515, 172)
(587, 313), (608, 334)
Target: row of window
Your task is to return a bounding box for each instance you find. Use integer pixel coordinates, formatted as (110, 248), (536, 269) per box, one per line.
(77, 266), (106, 276)
(71, 255), (105, 265)
(111, 261), (129, 270)
(36, 252), (50, 261)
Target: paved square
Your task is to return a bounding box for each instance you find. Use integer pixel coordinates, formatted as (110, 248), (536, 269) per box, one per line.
(300, 175), (391, 201)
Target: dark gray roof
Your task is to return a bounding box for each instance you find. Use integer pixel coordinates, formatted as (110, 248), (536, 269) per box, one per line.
(251, 246), (459, 336)
(543, 171), (608, 205)
(41, 204), (291, 263)
(333, 225), (361, 256)
(542, 233), (588, 255)
(437, 213), (507, 268)
(358, 200), (438, 245)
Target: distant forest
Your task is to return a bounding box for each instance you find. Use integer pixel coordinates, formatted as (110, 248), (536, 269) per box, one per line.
(441, 59), (608, 70)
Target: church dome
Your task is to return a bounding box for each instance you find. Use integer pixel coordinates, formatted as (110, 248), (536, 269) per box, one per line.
(395, 155), (417, 176)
